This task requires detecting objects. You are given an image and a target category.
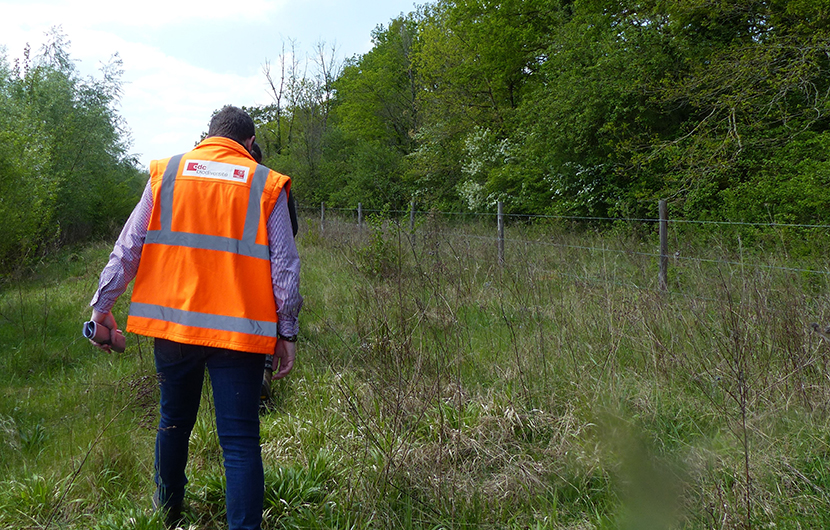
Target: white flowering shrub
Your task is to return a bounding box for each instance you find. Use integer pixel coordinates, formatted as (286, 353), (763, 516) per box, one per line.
(457, 127), (515, 210)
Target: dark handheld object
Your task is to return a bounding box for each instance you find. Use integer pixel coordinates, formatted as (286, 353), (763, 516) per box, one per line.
(287, 190), (298, 237)
(83, 321), (126, 352)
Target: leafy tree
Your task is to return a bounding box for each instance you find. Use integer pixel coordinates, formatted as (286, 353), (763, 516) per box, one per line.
(464, 0), (673, 215)
(253, 41), (341, 208)
(324, 15), (421, 209)
(249, 0), (830, 224)
(0, 28), (143, 271)
(412, 0), (558, 210)
(0, 47), (57, 268)
(645, 0), (830, 220)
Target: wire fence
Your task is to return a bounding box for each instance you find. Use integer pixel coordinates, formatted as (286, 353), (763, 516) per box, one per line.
(297, 200), (830, 306)
(303, 203), (830, 230)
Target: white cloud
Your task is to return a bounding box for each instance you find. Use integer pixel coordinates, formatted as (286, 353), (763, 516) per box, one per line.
(3, 0), (287, 28)
(127, 72), (263, 130)
(1, 0), (417, 167)
(118, 44), (270, 163)
(0, 13), (274, 166)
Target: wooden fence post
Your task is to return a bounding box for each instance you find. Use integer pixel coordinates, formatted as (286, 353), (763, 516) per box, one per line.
(498, 201), (505, 266)
(321, 202), (325, 234)
(659, 199), (668, 291)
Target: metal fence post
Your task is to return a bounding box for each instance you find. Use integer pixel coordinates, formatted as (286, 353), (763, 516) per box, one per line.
(410, 200), (416, 231)
(498, 201), (505, 266)
(659, 199), (668, 291)
(321, 202), (325, 234)
(358, 202), (363, 230)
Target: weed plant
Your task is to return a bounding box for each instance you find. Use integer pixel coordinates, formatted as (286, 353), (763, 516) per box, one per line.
(1, 212), (830, 528)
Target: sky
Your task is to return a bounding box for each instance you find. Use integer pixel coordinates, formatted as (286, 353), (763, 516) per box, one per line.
(0, 0), (418, 168)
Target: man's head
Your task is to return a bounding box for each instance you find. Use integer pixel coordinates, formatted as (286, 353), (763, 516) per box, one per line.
(208, 105), (256, 150)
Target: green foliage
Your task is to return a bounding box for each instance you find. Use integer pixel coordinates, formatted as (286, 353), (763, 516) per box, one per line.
(0, 52), (59, 268)
(639, 0), (830, 219)
(0, 28), (143, 272)
(328, 140), (409, 208)
(334, 17), (419, 152)
(263, 452), (335, 524)
(245, 0), (830, 223)
(322, 16), (420, 210)
(0, 473), (63, 527)
(354, 213), (402, 279)
(720, 131), (830, 224)
(186, 451), (336, 528)
(249, 41), (340, 210)
(93, 509), (165, 530)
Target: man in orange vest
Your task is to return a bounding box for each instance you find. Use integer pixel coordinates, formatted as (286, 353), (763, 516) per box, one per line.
(87, 105), (302, 530)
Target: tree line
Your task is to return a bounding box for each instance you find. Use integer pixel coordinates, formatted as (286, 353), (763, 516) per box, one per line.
(0, 29), (145, 272)
(254, 0), (830, 226)
(3, 2), (829, 271)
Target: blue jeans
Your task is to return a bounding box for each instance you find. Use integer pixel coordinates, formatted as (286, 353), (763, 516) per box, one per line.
(153, 338), (264, 530)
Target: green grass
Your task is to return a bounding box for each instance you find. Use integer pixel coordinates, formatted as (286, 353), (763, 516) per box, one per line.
(3, 216), (830, 528)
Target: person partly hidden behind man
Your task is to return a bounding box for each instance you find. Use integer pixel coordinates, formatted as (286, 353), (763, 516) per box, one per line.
(87, 105), (302, 530)
(249, 141), (299, 408)
(250, 141), (297, 238)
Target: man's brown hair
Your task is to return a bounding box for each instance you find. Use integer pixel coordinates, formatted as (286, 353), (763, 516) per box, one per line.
(208, 105), (255, 145)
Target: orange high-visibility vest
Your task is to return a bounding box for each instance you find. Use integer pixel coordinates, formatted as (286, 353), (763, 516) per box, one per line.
(126, 136), (291, 354)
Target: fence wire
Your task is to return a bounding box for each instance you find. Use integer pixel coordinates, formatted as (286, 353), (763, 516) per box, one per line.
(300, 204), (830, 307)
(300, 203), (830, 229)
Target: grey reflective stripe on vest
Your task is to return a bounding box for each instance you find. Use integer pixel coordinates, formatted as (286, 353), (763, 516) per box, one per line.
(130, 302), (277, 338)
(159, 154), (182, 233)
(146, 154), (271, 260)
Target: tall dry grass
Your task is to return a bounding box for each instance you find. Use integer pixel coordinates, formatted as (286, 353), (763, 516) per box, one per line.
(293, 210), (830, 529)
(1, 213), (830, 528)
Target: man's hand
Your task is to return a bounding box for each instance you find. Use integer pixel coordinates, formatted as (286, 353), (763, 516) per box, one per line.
(271, 339), (296, 380)
(89, 309), (118, 353)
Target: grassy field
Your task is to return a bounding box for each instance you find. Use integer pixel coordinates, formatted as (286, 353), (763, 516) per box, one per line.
(2, 212), (830, 529)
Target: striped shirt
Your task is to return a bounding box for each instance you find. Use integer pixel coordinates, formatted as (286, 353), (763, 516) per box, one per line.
(90, 177), (302, 337)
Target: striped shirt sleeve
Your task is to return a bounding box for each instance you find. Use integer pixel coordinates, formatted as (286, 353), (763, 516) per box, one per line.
(90, 178), (152, 312)
(268, 188), (302, 336)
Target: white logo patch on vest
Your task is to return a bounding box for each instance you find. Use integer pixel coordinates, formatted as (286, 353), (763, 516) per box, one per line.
(182, 160), (249, 183)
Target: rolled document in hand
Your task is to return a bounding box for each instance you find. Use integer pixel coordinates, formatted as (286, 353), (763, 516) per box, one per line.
(83, 321), (126, 352)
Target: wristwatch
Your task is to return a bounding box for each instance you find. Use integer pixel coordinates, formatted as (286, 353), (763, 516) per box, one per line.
(278, 333), (298, 342)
